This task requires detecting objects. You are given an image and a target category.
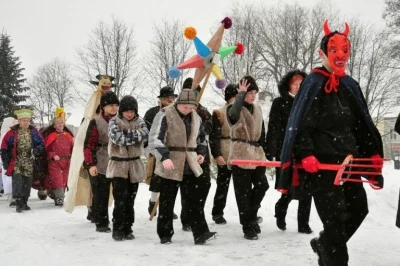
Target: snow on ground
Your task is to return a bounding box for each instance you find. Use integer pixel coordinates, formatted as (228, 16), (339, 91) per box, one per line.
(1, 164), (400, 266)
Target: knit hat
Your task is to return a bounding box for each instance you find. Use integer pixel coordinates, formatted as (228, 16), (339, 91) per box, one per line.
(119, 95), (138, 115)
(224, 84), (238, 101)
(239, 75), (259, 93)
(100, 91), (119, 110)
(176, 89), (198, 106)
(158, 86), (178, 98)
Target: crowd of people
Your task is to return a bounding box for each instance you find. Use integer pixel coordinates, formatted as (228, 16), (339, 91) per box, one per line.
(0, 21), (388, 266)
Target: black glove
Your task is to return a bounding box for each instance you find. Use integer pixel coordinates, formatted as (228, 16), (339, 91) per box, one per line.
(367, 175), (384, 189)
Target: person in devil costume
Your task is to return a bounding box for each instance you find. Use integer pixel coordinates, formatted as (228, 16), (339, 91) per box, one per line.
(266, 70), (313, 234)
(278, 21), (384, 266)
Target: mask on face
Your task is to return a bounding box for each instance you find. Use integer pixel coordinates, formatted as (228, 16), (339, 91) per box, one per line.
(323, 20), (351, 75)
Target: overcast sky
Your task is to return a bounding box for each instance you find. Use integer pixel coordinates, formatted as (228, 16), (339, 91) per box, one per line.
(0, 0), (387, 125)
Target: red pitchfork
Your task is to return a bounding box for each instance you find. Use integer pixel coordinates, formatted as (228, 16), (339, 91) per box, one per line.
(231, 154), (384, 189)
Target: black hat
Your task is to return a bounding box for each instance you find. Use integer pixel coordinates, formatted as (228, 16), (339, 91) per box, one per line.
(100, 91), (119, 110)
(119, 95), (138, 115)
(158, 86), (178, 98)
(182, 77), (201, 91)
(224, 84), (238, 101)
(239, 75), (259, 93)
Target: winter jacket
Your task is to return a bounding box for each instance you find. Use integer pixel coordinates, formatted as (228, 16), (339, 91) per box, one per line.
(149, 105), (207, 181)
(227, 93), (266, 169)
(1, 125), (45, 176)
(83, 115), (113, 175)
(106, 115), (148, 183)
(209, 104), (232, 162)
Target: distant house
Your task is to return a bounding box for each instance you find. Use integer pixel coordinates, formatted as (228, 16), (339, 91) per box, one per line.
(378, 116), (400, 159)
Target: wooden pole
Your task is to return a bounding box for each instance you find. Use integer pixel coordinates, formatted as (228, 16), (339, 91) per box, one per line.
(195, 65), (213, 104)
(149, 196), (159, 221)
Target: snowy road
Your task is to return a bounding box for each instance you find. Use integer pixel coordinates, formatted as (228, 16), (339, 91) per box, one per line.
(1, 164), (400, 266)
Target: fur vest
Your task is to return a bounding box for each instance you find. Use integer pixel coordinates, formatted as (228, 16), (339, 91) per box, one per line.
(154, 105), (203, 181)
(228, 104), (266, 169)
(106, 116), (145, 183)
(94, 115), (110, 175)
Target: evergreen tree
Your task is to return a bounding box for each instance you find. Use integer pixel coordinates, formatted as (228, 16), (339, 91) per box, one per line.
(0, 34), (30, 123)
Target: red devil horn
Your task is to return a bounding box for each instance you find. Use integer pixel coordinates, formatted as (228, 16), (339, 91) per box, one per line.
(342, 22), (350, 37)
(323, 20), (331, 36)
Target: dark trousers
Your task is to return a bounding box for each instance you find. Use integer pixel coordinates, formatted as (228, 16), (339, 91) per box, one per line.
(231, 166), (269, 233)
(211, 165), (232, 217)
(112, 178), (138, 233)
(312, 172), (368, 266)
(275, 192), (312, 229)
(12, 173), (32, 198)
(158, 174), (210, 240)
(89, 173), (111, 227)
(181, 167), (211, 226)
(149, 174), (161, 193)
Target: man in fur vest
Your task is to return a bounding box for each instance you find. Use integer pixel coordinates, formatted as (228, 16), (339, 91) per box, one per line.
(42, 107), (74, 207)
(1, 109), (46, 212)
(227, 76), (269, 240)
(149, 89), (217, 245)
(144, 86), (178, 220)
(107, 95), (148, 241)
(209, 84), (237, 224)
(84, 91), (119, 233)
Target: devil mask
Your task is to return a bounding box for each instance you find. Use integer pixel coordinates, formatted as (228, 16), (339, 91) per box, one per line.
(320, 20), (351, 75)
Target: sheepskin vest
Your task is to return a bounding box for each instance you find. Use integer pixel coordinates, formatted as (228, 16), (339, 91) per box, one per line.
(154, 106), (203, 181)
(106, 116), (145, 183)
(94, 115), (110, 175)
(217, 104), (232, 162)
(228, 104), (266, 169)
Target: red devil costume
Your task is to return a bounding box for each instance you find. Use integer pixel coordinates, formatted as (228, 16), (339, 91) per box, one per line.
(278, 21), (384, 266)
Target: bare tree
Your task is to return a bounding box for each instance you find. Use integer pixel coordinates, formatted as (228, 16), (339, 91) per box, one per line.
(143, 18), (192, 106)
(29, 58), (76, 126)
(347, 21), (400, 124)
(77, 17), (141, 97)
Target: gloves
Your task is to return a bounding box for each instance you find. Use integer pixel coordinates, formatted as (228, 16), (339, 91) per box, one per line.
(370, 154), (383, 173)
(301, 155), (319, 173)
(368, 175), (384, 190)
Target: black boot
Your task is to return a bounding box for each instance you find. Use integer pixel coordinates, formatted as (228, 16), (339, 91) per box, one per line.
(298, 224), (313, 234)
(172, 212), (178, 220)
(182, 224), (191, 232)
(244, 230), (258, 240)
(87, 207), (95, 223)
(148, 199), (157, 216)
(160, 237), (172, 244)
(310, 232), (328, 266)
(194, 232), (217, 245)
(16, 198), (23, 213)
(9, 199), (16, 207)
(276, 217), (287, 231)
(112, 230), (124, 241)
(22, 197), (31, 211)
(96, 225), (111, 233)
(123, 227), (135, 240)
(212, 215), (227, 225)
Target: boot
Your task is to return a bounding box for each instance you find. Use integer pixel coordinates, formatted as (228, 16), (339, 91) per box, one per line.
(276, 217), (287, 231)
(148, 199), (157, 216)
(22, 197), (31, 211)
(54, 198), (64, 207)
(244, 230), (258, 240)
(160, 237), (172, 244)
(16, 198), (23, 213)
(298, 224), (313, 234)
(212, 215), (227, 225)
(194, 232), (217, 245)
(310, 232), (329, 266)
(112, 230), (124, 241)
(123, 227), (135, 240)
(253, 224), (261, 234)
(172, 212), (178, 220)
(182, 224), (191, 232)
(96, 225), (111, 233)
(9, 198), (16, 207)
(37, 189), (47, 200)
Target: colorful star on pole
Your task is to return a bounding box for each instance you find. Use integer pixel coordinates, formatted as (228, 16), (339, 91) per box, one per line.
(168, 17), (244, 90)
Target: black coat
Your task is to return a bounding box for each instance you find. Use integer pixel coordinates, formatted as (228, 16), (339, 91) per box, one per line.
(278, 67), (383, 191)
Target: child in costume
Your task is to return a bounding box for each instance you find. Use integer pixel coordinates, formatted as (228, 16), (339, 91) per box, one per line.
(106, 95), (148, 241)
